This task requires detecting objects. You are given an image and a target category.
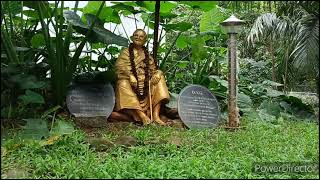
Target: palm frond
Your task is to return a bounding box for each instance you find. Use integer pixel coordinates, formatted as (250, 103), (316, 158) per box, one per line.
(247, 13), (278, 46)
(290, 14), (319, 74)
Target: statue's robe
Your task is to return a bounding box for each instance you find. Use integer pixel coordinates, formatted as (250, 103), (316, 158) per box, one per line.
(115, 47), (170, 113)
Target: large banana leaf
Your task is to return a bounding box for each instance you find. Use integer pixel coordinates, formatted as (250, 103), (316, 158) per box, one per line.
(163, 22), (193, 31)
(63, 11), (128, 47)
(83, 2), (119, 23)
(1, 1), (22, 15)
(19, 118), (49, 140)
(180, 1), (217, 12)
(135, 1), (177, 13)
(200, 6), (228, 33)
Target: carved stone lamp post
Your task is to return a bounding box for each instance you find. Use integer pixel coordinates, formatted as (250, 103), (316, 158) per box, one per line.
(220, 15), (244, 129)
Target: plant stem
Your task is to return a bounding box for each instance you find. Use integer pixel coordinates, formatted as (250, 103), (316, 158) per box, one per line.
(120, 17), (130, 40)
(160, 9), (195, 70)
(152, 1), (160, 66)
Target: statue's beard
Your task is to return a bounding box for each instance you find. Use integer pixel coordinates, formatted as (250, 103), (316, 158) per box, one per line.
(133, 40), (145, 47)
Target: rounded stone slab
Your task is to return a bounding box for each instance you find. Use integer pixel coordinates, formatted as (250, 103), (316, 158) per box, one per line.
(66, 83), (115, 118)
(178, 84), (220, 129)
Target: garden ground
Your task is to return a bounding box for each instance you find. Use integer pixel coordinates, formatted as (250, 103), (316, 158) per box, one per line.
(1, 115), (319, 179)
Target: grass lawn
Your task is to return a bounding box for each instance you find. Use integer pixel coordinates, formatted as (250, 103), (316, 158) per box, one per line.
(1, 117), (319, 179)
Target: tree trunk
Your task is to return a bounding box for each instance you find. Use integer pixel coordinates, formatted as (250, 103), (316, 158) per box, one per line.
(284, 48), (289, 93)
(153, 1), (160, 68)
(269, 43), (276, 84)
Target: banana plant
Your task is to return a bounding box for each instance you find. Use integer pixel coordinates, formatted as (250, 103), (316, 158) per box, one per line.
(35, 1), (106, 105)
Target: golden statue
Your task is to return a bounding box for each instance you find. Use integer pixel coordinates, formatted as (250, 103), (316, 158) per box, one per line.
(114, 29), (170, 125)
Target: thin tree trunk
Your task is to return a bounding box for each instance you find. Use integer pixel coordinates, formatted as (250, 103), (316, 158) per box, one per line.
(270, 43), (276, 84)
(284, 48), (289, 94)
(317, 76), (319, 98)
(153, 1), (160, 68)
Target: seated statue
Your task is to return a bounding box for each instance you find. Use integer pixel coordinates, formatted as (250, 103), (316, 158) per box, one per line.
(114, 29), (170, 125)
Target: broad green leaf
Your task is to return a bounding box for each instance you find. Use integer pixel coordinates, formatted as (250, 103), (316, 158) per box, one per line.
(91, 42), (106, 49)
(104, 9), (121, 24)
(140, 13), (155, 28)
(19, 118), (49, 140)
(189, 35), (208, 62)
(279, 97), (315, 119)
(258, 109), (277, 122)
(209, 75), (228, 88)
(180, 1), (217, 11)
(200, 6), (228, 33)
(208, 75), (228, 95)
(50, 119), (75, 135)
(25, 1), (51, 18)
(64, 11), (86, 27)
(279, 101), (293, 113)
(1, 63), (19, 74)
(20, 80), (46, 90)
(110, 3), (142, 15)
(63, 10), (88, 34)
(110, 1), (138, 8)
(238, 93), (253, 108)
(83, 1), (105, 15)
(135, 1), (155, 12)
(163, 22), (193, 31)
(159, 12), (178, 19)
(31, 34), (45, 48)
(84, 14), (104, 27)
(159, 1), (177, 13)
(177, 61), (189, 68)
(136, 1), (178, 16)
(176, 35), (188, 49)
(64, 11), (128, 46)
(262, 80), (284, 87)
(90, 26), (128, 46)
(176, 72), (184, 79)
(18, 90), (45, 104)
(280, 95), (314, 113)
(258, 100), (281, 118)
(83, 2), (121, 23)
(24, 1), (48, 9)
(266, 88), (284, 97)
(10, 74), (47, 89)
(84, 4), (120, 24)
(107, 46), (120, 55)
(23, 10), (39, 18)
(2, 1), (22, 15)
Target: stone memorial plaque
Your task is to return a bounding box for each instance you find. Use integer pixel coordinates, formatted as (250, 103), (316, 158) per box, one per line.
(178, 84), (220, 128)
(66, 83), (115, 117)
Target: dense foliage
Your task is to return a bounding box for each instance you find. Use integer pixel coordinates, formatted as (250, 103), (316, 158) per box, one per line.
(1, 1), (319, 178)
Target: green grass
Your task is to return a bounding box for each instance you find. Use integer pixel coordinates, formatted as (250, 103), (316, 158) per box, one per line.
(1, 118), (319, 179)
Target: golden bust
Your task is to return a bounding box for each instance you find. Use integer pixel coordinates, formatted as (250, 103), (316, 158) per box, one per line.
(114, 29), (170, 125)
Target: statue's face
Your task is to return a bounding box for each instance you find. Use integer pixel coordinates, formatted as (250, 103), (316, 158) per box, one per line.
(132, 30), (147, 46)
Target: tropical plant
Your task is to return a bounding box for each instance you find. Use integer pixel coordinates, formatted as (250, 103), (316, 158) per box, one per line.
(247, 3), (319, 94)
(1, 1), (50, 121)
